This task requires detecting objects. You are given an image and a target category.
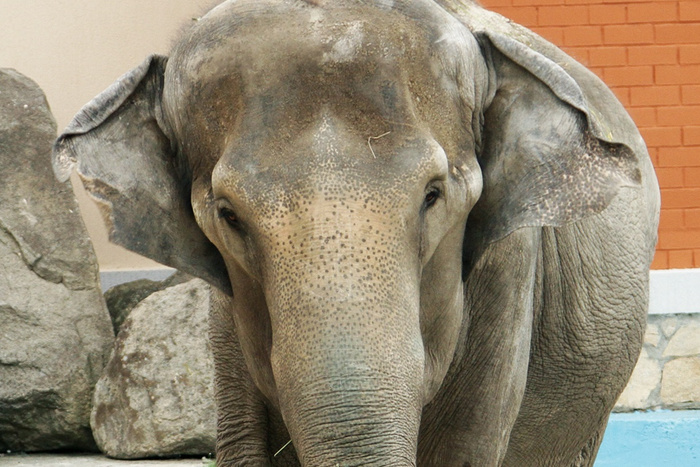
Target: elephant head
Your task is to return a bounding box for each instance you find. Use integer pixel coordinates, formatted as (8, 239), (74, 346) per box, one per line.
(54, 0), (647, 464)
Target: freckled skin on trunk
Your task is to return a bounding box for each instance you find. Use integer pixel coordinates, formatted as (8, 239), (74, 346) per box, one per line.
(260, 194), (426, 466)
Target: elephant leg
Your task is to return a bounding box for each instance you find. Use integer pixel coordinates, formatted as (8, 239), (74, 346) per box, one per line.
(570, 420), (608, 467)
(267, 406), (300, 467)
(503, 188), (652, 466)
(209, 289), (271, 466)
(418, 228), (540, 466)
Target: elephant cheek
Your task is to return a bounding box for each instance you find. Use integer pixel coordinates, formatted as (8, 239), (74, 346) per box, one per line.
(419, 226), (469, 403)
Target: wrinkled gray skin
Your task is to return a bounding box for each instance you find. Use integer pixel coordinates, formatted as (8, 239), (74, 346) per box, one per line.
(54, 0), (659, 465)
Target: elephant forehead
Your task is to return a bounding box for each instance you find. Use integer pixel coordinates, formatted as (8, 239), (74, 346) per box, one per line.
(164, 0), (479, 153)
(177, 0), (439, 75)
(169, 3), (443, 112)
(210, 125), (448, 221)
(164, 1), (483, 199)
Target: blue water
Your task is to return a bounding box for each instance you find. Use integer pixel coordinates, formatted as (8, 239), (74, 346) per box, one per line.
(595, 411), (700, 466)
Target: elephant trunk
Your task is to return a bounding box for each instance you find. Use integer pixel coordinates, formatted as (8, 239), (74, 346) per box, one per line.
(274, 367), (422, 466)
(265, 226), (425, 466)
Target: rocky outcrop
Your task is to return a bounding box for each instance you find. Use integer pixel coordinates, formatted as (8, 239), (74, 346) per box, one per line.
(91, 279), (215, 458)
(0, 69), (114, 451)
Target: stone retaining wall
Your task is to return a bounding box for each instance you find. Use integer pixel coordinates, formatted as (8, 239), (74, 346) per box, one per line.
(615, 313), (700, 412)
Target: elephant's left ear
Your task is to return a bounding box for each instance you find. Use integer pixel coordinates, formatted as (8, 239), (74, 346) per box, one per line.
(53, 55), (231, 295)
(469, 31), (645, 244)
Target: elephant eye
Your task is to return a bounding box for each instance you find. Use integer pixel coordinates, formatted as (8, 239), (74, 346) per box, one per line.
(424, 188), (441, 209)
(218, 207), (239, 228)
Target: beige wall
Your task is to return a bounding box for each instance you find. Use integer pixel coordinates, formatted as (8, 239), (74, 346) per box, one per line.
(1, 1), (215, 270)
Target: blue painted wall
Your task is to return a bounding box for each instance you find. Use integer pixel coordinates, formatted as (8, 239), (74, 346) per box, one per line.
(596, 411), (700, 466)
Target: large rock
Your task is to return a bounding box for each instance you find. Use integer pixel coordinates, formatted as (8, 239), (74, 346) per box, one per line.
(663, 320), (700, 358)
(91, 279), (215, 458)
(104, 271), (192, 335)
(660, 357), (700, 408)
(614, 347), (661, 411)
(0, 69), (114, 451)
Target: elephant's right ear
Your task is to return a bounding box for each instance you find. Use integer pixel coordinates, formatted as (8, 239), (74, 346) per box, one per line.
(53, 55), (231, 295)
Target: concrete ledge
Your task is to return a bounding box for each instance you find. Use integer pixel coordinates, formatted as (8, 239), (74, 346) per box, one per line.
(597, 410), (700, 466)
(0, 454), (207, 466)
(649, 269), (700, 315)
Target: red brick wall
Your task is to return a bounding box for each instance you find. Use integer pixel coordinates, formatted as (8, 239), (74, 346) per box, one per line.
(480, 0), (700, 269)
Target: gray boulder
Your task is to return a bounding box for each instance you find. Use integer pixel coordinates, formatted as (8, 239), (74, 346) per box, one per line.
(0, 69), (114, 451)
(91, 279), (215, 458)
(104, 271), (192, 335)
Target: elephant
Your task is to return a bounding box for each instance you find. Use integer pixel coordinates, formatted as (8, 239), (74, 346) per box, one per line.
(53, 0), (660, 465)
